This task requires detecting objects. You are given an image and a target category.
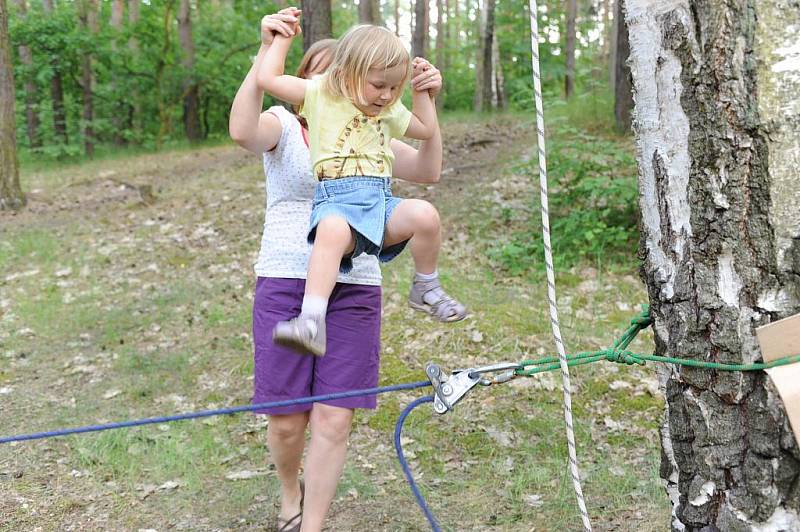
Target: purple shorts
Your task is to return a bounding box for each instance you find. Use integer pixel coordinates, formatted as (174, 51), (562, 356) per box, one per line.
(252, 277), (382, 415)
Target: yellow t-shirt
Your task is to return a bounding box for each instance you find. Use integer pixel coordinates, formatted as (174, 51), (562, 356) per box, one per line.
(300, 76), (413, 180)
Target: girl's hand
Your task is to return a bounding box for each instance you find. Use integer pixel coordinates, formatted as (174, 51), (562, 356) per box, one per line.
(410, 58), (442, 98)
(261, 7), (302, 46)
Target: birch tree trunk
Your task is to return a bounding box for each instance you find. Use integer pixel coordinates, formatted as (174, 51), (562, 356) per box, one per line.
(625, 1), (800, 530)
(564, 0), (577, 98)
(42, 0), (67, 144)
(0, 0), (24, 210)
(178, 0), (201, 141)
(301, 0), (332, 53)
(13, 0), (39, 148)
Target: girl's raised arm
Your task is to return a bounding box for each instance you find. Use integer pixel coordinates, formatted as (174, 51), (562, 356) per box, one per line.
(393, 59), (444, 182)
(229, 10), (299, 153)
(256, 31), (308, 106)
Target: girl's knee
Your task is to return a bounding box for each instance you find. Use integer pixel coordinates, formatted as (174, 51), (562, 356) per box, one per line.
(316, 216), (353, 244)
(310, 405), (353, 444)
(410, 200), (440, 233)
(268, 413), (308, 442)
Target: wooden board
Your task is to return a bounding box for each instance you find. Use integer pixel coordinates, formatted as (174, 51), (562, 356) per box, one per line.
(756, 313), (800, 445)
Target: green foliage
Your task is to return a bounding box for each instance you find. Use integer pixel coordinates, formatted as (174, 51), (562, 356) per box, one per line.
(9, 1), (288, 159)
(489, 93), (638, 274)
(9, 0), (620, 161)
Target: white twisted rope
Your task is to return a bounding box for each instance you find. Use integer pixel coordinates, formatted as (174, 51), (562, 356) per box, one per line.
(528, 2), (592, 530)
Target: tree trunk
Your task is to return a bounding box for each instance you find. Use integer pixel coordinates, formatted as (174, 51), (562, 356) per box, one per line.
(613, 0), (632, 132)
(443, 0), (451, 71)
(13, 0), (39, 148)
(435, 0), (444, 70)
(109, 0), (126, 146)
(110, 0), (123, 26)
(77, 0), (98, 158)
(1, 0), (24, 210)
(178, 0), (201, 141)
(492, 29), (505, 110)
(609, 0), (618, 90)
(358, 0), (380, 24)
(126, 0), (139, 135)
(601, 0), (611, 64)
(411, 0), (428, 59)
(301, 0), (332, 53)
(128, 0), (139, 49)
(394, 0), (400, 35)
(474, 0), (494, 112)
(42, 0), (67, 145)
(564, 0), (577, 98)
(626, 1), (800, 530)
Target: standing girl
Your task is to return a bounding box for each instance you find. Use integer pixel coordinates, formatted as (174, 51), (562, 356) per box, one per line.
(230, 8), (451, 531)
(258, 15), (466, 357)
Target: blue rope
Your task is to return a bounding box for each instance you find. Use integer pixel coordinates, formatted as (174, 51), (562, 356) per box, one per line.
(394, 395), (441, 532)
(0, 381), (431, 444)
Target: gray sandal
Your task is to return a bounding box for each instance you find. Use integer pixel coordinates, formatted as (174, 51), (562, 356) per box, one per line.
(273, 315), (326, 356)
(408, 278), (467, 322)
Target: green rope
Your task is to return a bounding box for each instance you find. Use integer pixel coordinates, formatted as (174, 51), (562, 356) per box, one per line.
(515, 306), (800, 376)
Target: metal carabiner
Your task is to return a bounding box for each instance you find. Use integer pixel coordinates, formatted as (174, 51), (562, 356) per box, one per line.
(453, 361), (521, 386)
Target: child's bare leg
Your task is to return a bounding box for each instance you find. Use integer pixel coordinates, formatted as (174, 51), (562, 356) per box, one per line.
(273, 216), (355, 355)
(383, 198), (440, 273)
(384, 199), (466, 322)
(306, 216), (355, 298)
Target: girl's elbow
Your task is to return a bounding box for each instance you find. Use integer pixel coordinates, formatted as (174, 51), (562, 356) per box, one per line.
(256, 74), (273, 93)
(419, 127), (435, 141)
(229, 124), (247, 145)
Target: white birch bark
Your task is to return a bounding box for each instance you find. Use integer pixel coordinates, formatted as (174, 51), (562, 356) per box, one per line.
(625, 0), (800, 530)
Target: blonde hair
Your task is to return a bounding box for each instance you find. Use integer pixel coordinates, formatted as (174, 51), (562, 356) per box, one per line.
(324, 25), (410, 108)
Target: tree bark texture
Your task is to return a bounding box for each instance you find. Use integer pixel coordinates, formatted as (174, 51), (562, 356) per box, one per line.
(474, 0), (495, 112)
(492, 29), (506, 110)
(436, 0), (444, 71)
(625, 0), (800, 530)
(178, 0), (201, 141)
(109, 0), (127, 145)
(301, 0), (332, 53)
(0, 0), (24, 210)
(128, 0), (139, 49)
(110, 0), (123, 26)
(613, 0), (632, 132)
(13, 0), (39, 148)
(42, 0), (67, 144)
(564, 0), (577, 98)
(358, 0), (381, 25)
(77, 0), (98, 158)
(411, 0), (428, 59)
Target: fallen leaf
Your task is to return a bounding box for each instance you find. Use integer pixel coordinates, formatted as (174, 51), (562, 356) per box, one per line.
(225, 470), (267, 481)
(524, 494), (544, 507)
